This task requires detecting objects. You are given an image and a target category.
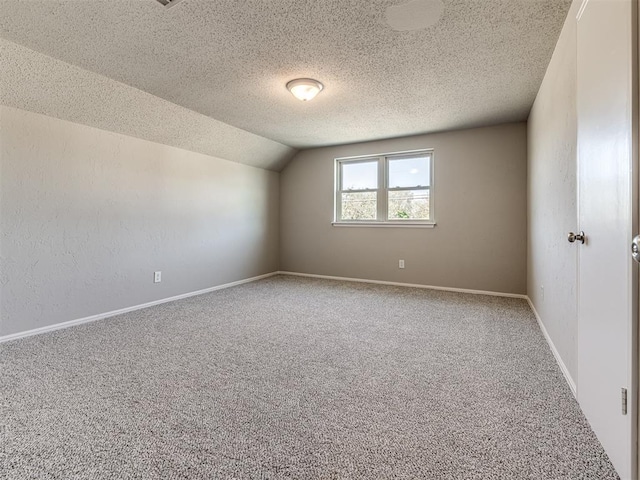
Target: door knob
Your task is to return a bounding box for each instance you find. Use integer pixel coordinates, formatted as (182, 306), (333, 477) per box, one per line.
(632, 235), (640, 263)
(568, 231), (585, 244)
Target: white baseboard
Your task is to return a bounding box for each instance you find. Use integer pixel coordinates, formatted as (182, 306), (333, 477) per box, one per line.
(277, 271), (528, 299)
(526, 297), (577, 397)
(0, 272), (279, 344)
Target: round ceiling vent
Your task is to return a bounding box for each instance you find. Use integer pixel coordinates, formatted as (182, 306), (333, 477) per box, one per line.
(385, 0), (445, 32)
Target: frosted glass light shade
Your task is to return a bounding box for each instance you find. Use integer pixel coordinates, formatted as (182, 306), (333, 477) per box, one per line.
(286, 78), (324, 101)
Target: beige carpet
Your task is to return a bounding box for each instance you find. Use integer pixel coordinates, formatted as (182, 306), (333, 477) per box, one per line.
(0, 275), (619, 479)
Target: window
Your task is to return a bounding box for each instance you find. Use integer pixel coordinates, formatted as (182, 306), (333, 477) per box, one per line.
(334, 150), (434, 226)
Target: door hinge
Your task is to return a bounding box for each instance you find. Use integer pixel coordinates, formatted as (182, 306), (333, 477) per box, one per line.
(622, 388), (628, 415)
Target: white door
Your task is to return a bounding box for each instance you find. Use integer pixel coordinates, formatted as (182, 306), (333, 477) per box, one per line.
(576, 0), (637, 478)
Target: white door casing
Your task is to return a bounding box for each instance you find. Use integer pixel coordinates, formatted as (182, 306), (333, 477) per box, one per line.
(576, 0), (637, 478)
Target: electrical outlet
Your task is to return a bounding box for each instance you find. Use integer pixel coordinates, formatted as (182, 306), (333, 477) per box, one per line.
(154, 271), (162, 283)
(541, 285), (544, 300)
(399, 259), (405, 269)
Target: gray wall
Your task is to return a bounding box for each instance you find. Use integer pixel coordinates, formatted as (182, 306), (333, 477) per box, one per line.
(280, 123), (528, 294)
(0, 106), (279, 337)
(527, 0), (580, 382)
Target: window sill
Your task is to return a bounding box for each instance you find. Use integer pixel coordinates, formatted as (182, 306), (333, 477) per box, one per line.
(331, 222), (436, 229)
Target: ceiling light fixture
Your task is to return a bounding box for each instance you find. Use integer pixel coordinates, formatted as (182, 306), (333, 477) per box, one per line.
(286, 78), (324, 102)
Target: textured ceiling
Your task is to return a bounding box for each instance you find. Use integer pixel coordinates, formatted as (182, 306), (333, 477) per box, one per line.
(1, 39), (296, 171)
(0, 0), (571, 150)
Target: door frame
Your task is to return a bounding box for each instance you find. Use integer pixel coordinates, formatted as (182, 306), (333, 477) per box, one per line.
(635, 0), (640, 477)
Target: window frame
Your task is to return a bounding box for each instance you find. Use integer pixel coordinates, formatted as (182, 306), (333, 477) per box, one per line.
(333, 149), (435, 227)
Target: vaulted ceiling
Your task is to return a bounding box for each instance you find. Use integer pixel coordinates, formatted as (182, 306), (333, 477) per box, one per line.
(1, 0), (571, 162)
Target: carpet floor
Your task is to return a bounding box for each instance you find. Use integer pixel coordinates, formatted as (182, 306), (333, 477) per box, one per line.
(0, 275), (619, 479)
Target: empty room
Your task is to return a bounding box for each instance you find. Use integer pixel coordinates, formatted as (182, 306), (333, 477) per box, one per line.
(1, 0), (638, 478)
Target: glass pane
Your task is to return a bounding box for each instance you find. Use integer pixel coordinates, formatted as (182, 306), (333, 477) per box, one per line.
(341, 192), (377, 220)
(388, 189), (430, 220)
(388, 156), (430, 188)
(341, 161), (378, 190)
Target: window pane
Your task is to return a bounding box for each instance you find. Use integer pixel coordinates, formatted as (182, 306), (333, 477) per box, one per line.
(341, 192), (377, 220)
(388, 156), (430, 188)
(341, 161), (378, 190)
(388, 190), (430, 220)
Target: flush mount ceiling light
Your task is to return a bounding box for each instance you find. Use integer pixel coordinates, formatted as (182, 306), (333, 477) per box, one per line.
(286, 78), (324, 102)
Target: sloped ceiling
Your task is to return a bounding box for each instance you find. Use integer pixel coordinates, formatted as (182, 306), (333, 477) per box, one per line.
(0, 0), (571, 168)
(0, 39), (297, 171)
